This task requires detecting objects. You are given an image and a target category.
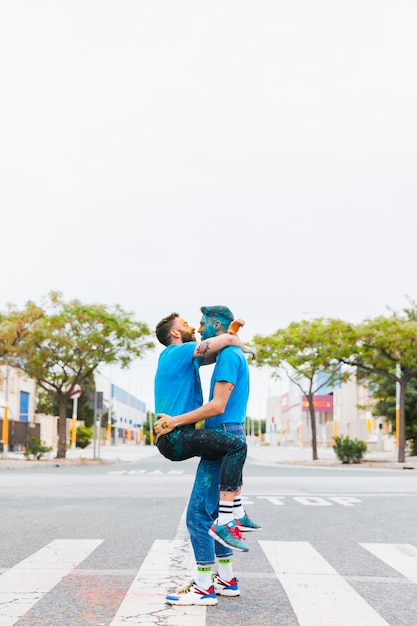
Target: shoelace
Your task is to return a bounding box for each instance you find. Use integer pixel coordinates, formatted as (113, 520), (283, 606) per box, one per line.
(179, 580), (213, 595)
(230, 524), (246, 541)
(179, 581), (194, 594)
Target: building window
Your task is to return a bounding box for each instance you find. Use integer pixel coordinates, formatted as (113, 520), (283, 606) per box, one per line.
(19, 391), (30, 422)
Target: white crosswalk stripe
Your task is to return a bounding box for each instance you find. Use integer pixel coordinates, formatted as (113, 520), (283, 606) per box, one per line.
(0, 539), (103, 626)
(360, 543), (417, 583)
(259, 540), (389, 626)
(109, 540), (205, 625)
(2, 539), (417, 625)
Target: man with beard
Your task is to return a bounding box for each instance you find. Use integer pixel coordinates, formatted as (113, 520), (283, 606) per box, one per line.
(154, 312), (252, 604)
(154, 308), (260, 606)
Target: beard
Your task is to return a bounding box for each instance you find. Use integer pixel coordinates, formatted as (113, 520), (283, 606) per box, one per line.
(179, 329), (195, 343)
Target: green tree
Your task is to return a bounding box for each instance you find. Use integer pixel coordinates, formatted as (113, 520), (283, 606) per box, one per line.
(0, 300), (43, 360)
(8, 292), (154, 458)
(338, 313), (417, 463)
(371, 376), (417, 455)
(252, 318), (352, 460)
(36, 372), (96, 427)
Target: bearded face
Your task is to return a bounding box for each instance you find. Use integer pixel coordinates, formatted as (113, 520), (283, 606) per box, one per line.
(179, 328), (195, 343)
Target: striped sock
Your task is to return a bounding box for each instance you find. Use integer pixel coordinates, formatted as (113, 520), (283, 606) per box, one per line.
(217, 500), (234, 525)
(233, 496), (245, 519)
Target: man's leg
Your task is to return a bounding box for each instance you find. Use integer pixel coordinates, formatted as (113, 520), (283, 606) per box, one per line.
(218, 422), (262, 532)
(166, 454), (226, 606)
(163, 426), (248, 549)
(187, 455), (222, 565)
(165, 457), (220, 606)
(212, 422), (261, 596)
(190, 454), (244, 598)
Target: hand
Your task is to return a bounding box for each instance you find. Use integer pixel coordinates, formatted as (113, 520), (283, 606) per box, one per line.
(227, 318), (245, 334)
(243, 344), (256, 361)
(154, 414), (176, 437)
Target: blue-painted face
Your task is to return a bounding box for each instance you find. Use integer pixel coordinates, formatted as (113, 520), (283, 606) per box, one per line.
(198, 315), (217, 340)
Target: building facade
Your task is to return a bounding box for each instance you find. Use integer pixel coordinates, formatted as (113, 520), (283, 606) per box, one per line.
(1, 366), (147, 452)
(0, 365), (39, 451)
(264, 368), (393, 450)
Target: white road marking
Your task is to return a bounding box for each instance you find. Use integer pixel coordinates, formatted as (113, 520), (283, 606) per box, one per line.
(2, 535), (414, 625)
(293, 496), (333, 506)
(258, 496), (286, 505)
(258, 495), (362, 506)
(109, 540), (205, 626)
(0, 539), (103, 626)
(328, 497), (361, 506)
(108, 469), (184, 475)
(361, 543), (417, 583)
(259, 540), (389, 626)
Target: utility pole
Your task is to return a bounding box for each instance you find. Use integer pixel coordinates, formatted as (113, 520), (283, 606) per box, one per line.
(90, 391), (103, 460)
(1, 366), (9, 458)
(69, 384), (82, 451)
(107, 384), (112, 447)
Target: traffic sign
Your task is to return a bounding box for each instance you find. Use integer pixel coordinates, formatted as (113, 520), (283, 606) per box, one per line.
(67, 384), (82, 399)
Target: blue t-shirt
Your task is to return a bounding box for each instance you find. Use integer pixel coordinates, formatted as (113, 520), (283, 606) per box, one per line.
(154, 343), (203, 416)
(205, 346), (249, 429)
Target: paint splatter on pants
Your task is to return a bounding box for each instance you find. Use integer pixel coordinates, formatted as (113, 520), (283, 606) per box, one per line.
(186, 423), (247, 565)
(156, 424), (247, 492)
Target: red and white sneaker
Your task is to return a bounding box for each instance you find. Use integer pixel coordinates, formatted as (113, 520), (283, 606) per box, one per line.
(165, 580), (218, 605)
(208, 519), (248, 552)
(212, 572), (240, 597)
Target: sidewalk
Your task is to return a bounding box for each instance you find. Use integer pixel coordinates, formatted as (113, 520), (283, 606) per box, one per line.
(246, 441), (417, 469)
(1, 441), (416, 470)
(0, 443), (159, 469)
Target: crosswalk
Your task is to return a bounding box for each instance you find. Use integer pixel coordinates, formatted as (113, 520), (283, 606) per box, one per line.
(1, 540), (416, 625)
(0, 540), (103, 626)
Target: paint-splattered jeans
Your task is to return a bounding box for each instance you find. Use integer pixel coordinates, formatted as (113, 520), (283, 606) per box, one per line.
(186, 423), (246, 566)
(157, 424), (247, 491)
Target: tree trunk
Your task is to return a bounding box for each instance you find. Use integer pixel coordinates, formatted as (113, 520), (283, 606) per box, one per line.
(308, 395), (318, 461)
(56, 396), (68, 458)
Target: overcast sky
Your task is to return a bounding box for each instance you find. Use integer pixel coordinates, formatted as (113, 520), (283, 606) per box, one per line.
(1, 1), (416, 419)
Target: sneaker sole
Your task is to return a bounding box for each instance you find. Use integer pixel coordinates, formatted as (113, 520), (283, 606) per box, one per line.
(236, 526), (262, 532)
(216, 587), (240, 597)
(208, 528), (249, 552)
(166, 596), (218, 606)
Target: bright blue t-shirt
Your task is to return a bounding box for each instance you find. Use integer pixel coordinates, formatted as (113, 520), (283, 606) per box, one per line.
(205, 346), (249, 428)
(154, 343), (203, 416)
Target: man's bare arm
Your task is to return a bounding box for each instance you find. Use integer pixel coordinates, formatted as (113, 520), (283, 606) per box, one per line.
(155, 381), (234, 435)
(193, 334), (255, 364)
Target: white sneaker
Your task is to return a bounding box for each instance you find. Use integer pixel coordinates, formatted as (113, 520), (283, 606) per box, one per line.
(165, 580), (218, 605)
(212, 572), (240, 597)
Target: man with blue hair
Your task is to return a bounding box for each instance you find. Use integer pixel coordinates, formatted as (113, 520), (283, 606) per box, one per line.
(156, 305), (261, 605)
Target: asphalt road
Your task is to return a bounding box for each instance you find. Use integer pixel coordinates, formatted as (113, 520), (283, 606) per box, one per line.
(1, 448), (417, 625)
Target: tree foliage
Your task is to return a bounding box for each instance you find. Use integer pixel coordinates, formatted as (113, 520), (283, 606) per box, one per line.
(251, 318), (352, 460)
(6, 292), (154, 458)
(0, 300), (43, 361)
(251, 308), (417, 463)
(371, 372), (417, 455)
(36, 371), (96, 427)
(339, 314), (417, 462)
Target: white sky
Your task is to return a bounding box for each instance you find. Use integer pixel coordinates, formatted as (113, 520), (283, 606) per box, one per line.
(1, 1), (416, 419)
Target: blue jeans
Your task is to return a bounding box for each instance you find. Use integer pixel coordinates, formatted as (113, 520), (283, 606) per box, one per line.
(186, 423), (246, 566)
